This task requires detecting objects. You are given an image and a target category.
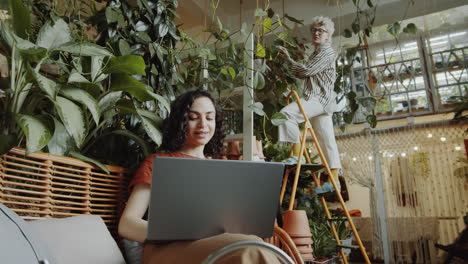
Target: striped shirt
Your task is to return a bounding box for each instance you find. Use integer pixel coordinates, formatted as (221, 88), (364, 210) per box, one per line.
(289, 42), (337, 113)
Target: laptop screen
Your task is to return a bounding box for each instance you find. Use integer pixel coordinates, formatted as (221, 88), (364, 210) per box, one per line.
(146, 157), (284, 242)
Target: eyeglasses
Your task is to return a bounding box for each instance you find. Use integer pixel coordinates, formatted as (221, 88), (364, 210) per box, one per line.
(310, 28), (328, 35)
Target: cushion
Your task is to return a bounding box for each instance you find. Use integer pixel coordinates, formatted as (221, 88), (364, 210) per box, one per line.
(0, 204), (56, 264)
(28, 215), (126, 264)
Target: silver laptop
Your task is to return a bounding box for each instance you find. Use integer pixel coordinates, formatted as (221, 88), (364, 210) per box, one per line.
(146, 157), (284, 242)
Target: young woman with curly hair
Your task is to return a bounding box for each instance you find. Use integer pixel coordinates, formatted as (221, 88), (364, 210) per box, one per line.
(118, 88), (280, 264)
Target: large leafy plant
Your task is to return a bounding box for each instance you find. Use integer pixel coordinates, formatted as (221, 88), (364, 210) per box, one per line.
(0, 0), (168, 170)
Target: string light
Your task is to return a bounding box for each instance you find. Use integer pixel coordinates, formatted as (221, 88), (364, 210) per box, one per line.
(368, 156), (373, 160)
(413, 146), (419, 151)
(401, 152), (407, 157)
(427, 133), (433, 138)
(440, 137), (447, 142)
(455, 146), (462, 151)
(352, 157), (357, 161)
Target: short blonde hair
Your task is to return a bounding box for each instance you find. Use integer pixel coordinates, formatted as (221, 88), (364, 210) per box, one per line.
(310, 16), (335, 38)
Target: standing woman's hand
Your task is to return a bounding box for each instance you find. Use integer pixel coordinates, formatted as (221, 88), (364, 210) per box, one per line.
(277, 46), (292, 61)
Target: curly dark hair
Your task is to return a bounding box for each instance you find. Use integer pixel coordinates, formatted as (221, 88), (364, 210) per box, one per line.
(161, 88), (225, 156)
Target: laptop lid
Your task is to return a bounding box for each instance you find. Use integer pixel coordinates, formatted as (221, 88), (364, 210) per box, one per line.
(146, 157), (284, 242)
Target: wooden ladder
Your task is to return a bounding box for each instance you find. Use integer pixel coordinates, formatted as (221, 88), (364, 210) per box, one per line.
(278, 90), (371, 264)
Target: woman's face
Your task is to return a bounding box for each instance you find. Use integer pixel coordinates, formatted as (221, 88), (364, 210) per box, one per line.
(185, 96), (216, 148)
(311, 24), (330, 46)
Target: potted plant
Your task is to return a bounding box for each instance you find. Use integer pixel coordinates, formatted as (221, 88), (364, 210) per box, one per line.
(0, 0), (170, 170)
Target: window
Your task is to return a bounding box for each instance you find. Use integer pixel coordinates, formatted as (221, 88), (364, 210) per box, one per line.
(337, 6), (468, 124)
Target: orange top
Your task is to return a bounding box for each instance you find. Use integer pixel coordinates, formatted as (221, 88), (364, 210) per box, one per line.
(129, 152), (198, 190)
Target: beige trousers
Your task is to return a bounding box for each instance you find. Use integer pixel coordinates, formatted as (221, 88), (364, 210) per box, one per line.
(143, 233), (280, 264)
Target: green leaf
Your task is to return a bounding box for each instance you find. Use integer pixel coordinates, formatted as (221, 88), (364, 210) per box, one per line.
(351, 22), (360, 34)
(118, 39), (131, 55)
(36, 19), (72, 49)
(8, 0), (31, 38)
(15, 114), (52, 154)
(402, 23), (417, 34)
(278, 31), (288, 40)
(55, 96), (87, 148)
(31, 70), (58, 100)
(110, 129), (150, 158)
(366, 114), (377, 128)
(61, 88), (100, 125)
(343, 111), (355, 124)
(221, 67), (228, 77)
(54, 42), (113, 57)
(110, 73), (152, 102)
(0, 134), (17, 155)
(148, 91), (171, 112)
(99, 91), (123, 113)
(284, 14), (304, 25)
(358, 97), (377, 112)
(344, 29), (352, 38)
(267, 8), (274, 18)
(13, 36), (47, 60)
(387, 22), (401, 37)
(367, 0), (374, 8)
(47, 117), (73, 156)
(263, 18), (272, 34)
(256, 43), (266, 58)
(159, 24), (169, 38)
(240, 23), (248, 37)
(254, 71), (265, 90)
(103, 55), (146, 75)
(249, 102), (266, 116)
(254, 8), (267, 17)
(136, 32), (151, 43)
(199, 48), (216, 61)
(271, 112), (288, 126)
(136, 108), (163, 146)
(116, 99), (137, 115)
(228, 66), (236, 80)
(91, 56), (106, 83)
(105, 7), (119, 23)
(69, 151), (110, 174)
(68, 70), (90, 83)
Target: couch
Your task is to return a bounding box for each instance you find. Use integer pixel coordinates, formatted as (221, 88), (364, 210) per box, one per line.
(0, 203), (126, 264)
(0, 148), (303, 264)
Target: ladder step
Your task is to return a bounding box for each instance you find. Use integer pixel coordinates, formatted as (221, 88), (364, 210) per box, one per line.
(284, 163), (323, 171)
(336, 244), (360, 250)
(327, 217), (347, 222)
(316, 190), (338, 197)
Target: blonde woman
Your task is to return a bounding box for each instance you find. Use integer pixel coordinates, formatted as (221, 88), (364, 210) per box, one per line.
(278, 16), (341, 193)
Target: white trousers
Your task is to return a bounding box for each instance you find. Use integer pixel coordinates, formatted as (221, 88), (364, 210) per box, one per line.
(278, 96), (341, 169)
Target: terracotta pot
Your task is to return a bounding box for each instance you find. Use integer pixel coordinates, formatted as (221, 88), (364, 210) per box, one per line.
(292, 237), (313, 245)
(301, 253), (314, 261)
(282, 210), (312, 237)
(296, 244), (313, 254)
(226, 141), (241, 155)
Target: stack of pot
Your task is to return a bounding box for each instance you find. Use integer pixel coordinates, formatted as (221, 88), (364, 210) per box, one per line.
(282, 210), (314, 261)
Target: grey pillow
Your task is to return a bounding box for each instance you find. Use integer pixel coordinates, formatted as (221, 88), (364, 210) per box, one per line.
(0, 204), (56, 264)
(28, 215), (126, 264)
